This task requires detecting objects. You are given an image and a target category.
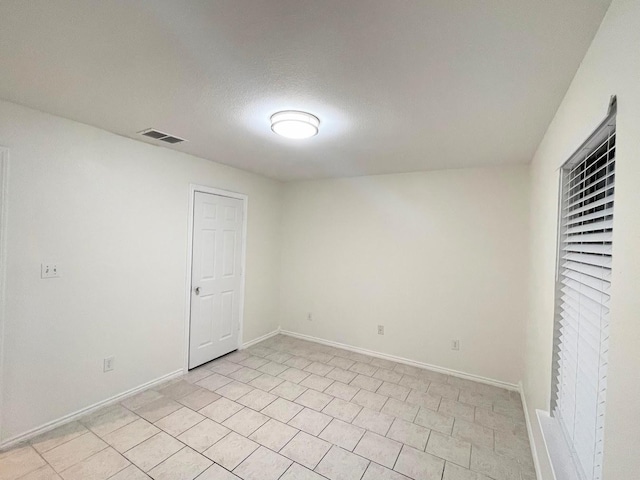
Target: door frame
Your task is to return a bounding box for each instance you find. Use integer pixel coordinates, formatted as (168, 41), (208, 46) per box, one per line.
(183, 184), (248, 372)
(0, 147), (8, 441)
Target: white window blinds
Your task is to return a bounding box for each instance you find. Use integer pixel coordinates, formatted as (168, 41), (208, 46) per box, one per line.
(552, 103), (616, 480)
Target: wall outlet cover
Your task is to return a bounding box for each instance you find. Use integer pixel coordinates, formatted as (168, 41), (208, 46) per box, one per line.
(103, 356), (115, 372)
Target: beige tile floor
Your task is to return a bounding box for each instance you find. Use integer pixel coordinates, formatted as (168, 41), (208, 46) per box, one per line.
(0, 335), (536, 480)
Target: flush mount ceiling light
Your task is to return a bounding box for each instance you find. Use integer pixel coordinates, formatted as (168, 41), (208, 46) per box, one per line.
(270, 110), (320, 139)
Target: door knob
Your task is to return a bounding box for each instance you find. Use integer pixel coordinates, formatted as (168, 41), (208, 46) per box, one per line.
(194, 287), (201, 295)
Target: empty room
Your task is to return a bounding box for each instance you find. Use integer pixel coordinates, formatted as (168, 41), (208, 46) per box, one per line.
(0, 1), (638, 479)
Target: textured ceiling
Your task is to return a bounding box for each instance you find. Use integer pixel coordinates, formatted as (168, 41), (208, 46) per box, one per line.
(0, 0), (611, 181)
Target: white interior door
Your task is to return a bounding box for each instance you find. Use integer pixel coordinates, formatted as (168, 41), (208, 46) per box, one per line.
(189, 191), (244, 369)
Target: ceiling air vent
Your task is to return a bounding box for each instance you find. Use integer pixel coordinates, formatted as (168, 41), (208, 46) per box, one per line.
(138, 129), (186, 144)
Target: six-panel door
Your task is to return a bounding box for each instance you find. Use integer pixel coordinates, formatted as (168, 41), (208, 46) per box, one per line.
(189, 191), (244, 369)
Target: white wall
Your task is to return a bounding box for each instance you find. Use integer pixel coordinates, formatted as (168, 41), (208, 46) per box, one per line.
(524, 0), (640, 478)
(0, 100), (282, 442)
(280, 166), (529, 385)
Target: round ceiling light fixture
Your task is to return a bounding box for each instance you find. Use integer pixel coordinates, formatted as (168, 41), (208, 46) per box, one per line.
(270, 110), (320, 139)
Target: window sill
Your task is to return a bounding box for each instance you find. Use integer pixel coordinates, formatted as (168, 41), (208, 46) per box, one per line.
(537, 409), (581, 480)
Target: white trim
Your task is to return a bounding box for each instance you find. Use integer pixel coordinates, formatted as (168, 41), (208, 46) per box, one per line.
(520, 381), (543, 480)
(0, 147), (8, 442)
(241, 328), (281, 349)
(537, 409), (563, 480)
(183, 184), (248, 372)
(0, 368), (183, 450)
(280, 330), (519, 391)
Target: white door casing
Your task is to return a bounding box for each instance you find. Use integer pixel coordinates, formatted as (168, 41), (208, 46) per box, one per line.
(189, 191), (244, 369)
(0, 148), (8, 441)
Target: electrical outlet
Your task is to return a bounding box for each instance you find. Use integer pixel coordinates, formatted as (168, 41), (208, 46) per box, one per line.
(377, 325), (385, 335)
(307, 313), (313, 321)
(41, 263), (60, 279)
(103, 356), (115, 372)
(451, 340), (460, 351)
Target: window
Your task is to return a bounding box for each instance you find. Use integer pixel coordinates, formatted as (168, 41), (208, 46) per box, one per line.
(552, 100), (616, 480)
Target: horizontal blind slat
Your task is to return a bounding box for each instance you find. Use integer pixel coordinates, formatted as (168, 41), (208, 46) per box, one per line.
(562, 270), (611, 293)
(565, 207), (614, 227)
(564, 195), (614, 218)
(562, 261), (611, 280)
(565, 219), (614, 234)
(560, 292), (610, 318)
(563, 243), (612, 255)
(565, 232), (613, 243)
(562, 252), (612, 268)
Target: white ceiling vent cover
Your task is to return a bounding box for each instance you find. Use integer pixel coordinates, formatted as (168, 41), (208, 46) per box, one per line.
(138, 128), (186, 144)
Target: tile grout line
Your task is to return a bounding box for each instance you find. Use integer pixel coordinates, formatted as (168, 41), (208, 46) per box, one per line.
(13, 441), (58, 479)
(100, 449), (131, 480)
(12, 335), (531, 480)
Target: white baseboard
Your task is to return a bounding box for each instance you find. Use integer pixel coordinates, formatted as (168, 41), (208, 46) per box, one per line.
(241, 327), (281, 349)
(0, 368), (183, 450)
(520, 381), (543, 480)
(280, 330), (518, 391)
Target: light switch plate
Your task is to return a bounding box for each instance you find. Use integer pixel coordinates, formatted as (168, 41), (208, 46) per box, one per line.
(41, 263), (60, 279)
